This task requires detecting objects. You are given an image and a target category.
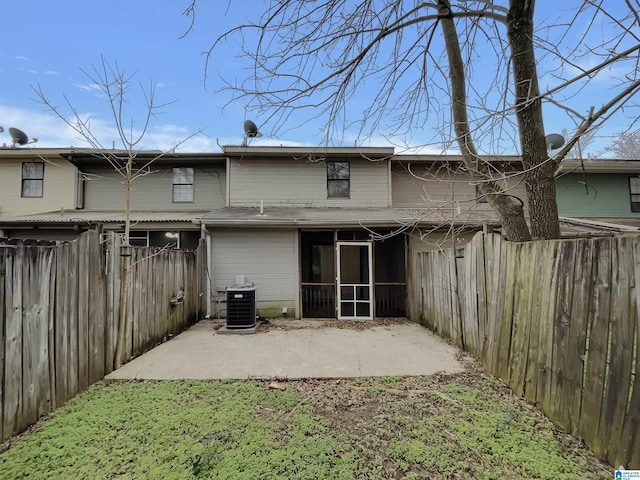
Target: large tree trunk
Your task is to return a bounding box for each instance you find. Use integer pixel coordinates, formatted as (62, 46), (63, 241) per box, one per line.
(439, 0), (532, 242)
(507, 0), (561, 240)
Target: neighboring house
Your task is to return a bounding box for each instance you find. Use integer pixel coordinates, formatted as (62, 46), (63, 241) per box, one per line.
(0, 148), (80, 240)
(555, 159), (640, 227)
(0, 148), (226, 247)
(195, 146), (527, 321)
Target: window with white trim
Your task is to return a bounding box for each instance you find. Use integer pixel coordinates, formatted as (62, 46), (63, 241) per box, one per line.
(172, 167), (194, 202)
(21, 162), (44, 198)
(327, 161), (350, 198)
(630, 177), (640, 212)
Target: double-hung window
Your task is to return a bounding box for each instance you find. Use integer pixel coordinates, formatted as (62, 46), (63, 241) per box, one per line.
(475, 184), (488, 203)
(172, 167), (194, 203)
(327, 161), (350, 198)
(21, 162), (44, 198)
(630, 177), (640, 212)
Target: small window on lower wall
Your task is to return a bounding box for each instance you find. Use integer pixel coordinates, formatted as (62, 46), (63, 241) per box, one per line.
(630, 177), (640, 212)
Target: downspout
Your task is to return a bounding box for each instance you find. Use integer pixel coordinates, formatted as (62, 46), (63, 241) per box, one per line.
(387, 158), (392, 207)
(200, 221), (212, 318)
(225, 156), (231, 207)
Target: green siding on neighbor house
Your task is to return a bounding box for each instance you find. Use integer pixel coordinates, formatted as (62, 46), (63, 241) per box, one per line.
(556, 173), (640, 218)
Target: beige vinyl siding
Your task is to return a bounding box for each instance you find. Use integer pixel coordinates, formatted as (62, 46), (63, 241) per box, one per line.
(0, 158), (77, 217)
(229, 158), (389, 207)
(391, 163), (527, 213)
(210, 228), (298, 317)
(83, 165), (226, 210)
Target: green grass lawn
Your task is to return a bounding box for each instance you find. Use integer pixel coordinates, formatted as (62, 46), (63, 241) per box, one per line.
(0, 370), (611, 479)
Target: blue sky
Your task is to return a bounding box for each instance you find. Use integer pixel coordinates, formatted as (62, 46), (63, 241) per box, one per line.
(1, 1), (637, 154)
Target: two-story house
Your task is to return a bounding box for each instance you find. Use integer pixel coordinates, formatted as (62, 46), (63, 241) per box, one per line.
(6, 145), (628, 322)
(0, 148), (226, 247)
(195, 146), (527, 321)
(0, 148), (80, 240)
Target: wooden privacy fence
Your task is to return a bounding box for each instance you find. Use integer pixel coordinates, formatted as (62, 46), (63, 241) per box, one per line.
(411, 232), (640, 469)
(1, 230), (204, 442)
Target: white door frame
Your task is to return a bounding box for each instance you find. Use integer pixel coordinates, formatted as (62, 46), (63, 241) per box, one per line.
(336, 241), (373, 320)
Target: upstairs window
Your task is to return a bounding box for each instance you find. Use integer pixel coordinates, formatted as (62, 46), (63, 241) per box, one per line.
(630, 177), (640, 212)
(327, 161), (350, 198)
(172, 167), (194, 203)
(21, 162), (44, 198)
(475, 184), (488, 203)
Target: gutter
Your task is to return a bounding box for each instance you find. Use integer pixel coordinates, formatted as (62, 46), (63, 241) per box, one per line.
(559, 216), (640, 232)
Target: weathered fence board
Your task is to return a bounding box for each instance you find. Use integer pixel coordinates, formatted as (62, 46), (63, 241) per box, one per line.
(54, 243), (69, 408)
(579, 237), (612, 459)
(3, 250), (22, 437)
(0, 246), (5, 441)
(77, 233), (90, 392)
(603, 237), (636, 467)
(620, 239), (640, 469)
(0, 231), (204, 442)
(412, 232), (640, 469)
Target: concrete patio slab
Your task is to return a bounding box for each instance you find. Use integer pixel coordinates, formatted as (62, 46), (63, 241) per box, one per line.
(105, 319), (465, 380)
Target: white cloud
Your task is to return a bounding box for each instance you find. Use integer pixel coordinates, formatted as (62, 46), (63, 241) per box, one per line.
(0, 103), (112, 148)
(45, 70), (59, 76)
(15, 55), (29, 61)
(72, 82), (102, 93)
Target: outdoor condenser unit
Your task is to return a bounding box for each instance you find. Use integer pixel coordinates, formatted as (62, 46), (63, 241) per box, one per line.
(226, 282), (257, 329)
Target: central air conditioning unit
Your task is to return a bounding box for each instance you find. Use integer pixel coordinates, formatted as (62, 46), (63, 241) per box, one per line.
(226, 279), (256, 329)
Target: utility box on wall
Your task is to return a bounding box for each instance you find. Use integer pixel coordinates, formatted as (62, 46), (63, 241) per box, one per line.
(226, 283), (256, 329)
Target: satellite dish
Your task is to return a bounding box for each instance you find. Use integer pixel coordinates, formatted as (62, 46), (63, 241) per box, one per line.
(243, 120), (262, 138)
(9, 128), (29, 145)
(545, 133), (565, 150)
(9, 127), (37, 147)
(0, 126), (4, 133)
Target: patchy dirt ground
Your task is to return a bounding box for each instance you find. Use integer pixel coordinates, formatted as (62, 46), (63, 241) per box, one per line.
(212, 316), (411, 333)
(1, 367), (612, 479)
(279, 366), (611, 479)
(2, 319), (612, 479)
